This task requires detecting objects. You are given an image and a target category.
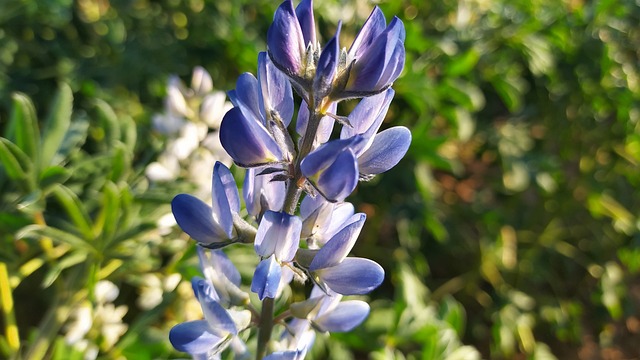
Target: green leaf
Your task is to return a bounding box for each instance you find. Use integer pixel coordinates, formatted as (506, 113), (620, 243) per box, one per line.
(0, 138), (35, 191)
(95, 181), (121, 249)
(9, 93), (41, 167)
(491, 75), (527, 113)
(39, 166), (71, 191)
(56, 117), (89, 162)
(95, 99), (120, 147)
(42, 251), (88, 288)
(17, 225), (95, 253)
(51, 185), (94, 240)
(109, 143), (131, 182)
(445, 48), (480, 76)
(41, 83), (73, 168)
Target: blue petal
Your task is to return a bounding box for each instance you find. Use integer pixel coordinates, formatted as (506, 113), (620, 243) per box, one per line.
(172, 194), (228, 244)
(300, 136), (363, 178)
(341, 89), (394, 146)
(251, 255), (282, 300)
(254, 211), (301, 262)
(295, 0), (316, 46)
(264, 351), (299, 360)
(198, 248), (242, 287)
(243, 167), (286, 216)
(346, 17), (405, 92)
(309, 213), (366, 270)
(267, 0), (305, 76)
(314, 300), (370, 332)
(213, 162), (240, 213)
(191, 276), (220, 303)
(358, 127), (411, 175)
(229, 73), (262, 124)
(318, 257), (384, 295)
(315, 148), (358, 202)
(220, 107), (283, 167)
(313, 24), (340, 98)
(258, 52), (294, 126)
(200, 297), (237, 336)
(348, 7), (386, 59)
(169, 320), (221, 354)
(211, 163), (237, 238)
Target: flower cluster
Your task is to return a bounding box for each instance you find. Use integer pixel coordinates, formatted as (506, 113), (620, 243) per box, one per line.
(168, 1), (409, 358)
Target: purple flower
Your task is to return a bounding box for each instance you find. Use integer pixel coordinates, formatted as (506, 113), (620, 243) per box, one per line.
(171, 162), (240, 246)
(267, 0), (315, 80)
(340, 9), (405, 97)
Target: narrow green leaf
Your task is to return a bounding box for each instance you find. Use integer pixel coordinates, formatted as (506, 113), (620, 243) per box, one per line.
(42, 251), (87, 288)
(41, 83), (73, 168)
(109, 143), (129, 182)
(95, 181), (121, 250)
(17, 225), (95, 253)
(39, 166), (71, 191)
(95, 99), (120, 147)
(56, 117), (89, 162)
(120, 115), (137, 155)
(10, 93), (41, 168)
(0, 138), (34, 191)
(51, 185), (94, 240)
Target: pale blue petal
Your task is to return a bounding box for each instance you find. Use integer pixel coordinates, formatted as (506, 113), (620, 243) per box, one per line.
(230, 73), (262, 124)
(358, 127), (411, 175)
(309, 213), (366, 270)
(213, 162), (240, 213)
(314, 300), (370, 332)
(251, 255), (282, 300)
(264, 351), (298, 360)
(191, 276), (220, 303)
(341, 89), (394, 145)
(255, 211), (301, 262)
(318, 257), (384, 295)
(200, 297), (237, 336)
(172, 194), (227, 244)
(211, 163), (236, 238)
(209, 249), (242, 286)
(258, 52), (294, 126)
(169, 320), (221, 355)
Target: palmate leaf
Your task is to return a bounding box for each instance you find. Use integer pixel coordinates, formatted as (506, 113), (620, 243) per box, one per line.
(40, 83), (73, 168)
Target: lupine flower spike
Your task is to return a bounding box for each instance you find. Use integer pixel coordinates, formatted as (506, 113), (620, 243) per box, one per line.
(169, 1), (410, 358)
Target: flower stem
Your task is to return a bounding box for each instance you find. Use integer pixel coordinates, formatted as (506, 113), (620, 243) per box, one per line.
(255, 297), (275, 360)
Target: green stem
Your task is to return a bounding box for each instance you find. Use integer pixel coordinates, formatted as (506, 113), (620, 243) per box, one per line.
(255, 297), (275, 360)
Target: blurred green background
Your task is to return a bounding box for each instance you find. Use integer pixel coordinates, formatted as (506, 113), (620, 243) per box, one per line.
(1, 0), (639, 359)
